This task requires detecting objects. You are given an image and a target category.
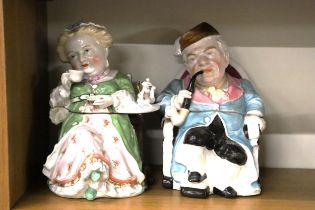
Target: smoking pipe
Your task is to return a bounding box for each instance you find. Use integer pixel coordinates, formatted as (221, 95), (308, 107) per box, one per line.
(182, 70), (204, 109)
(169, 70), (205, 126)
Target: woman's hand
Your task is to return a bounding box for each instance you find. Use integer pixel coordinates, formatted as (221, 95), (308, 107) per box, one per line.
(92, 95), (113, 108)
(49, 71), (74, 107)
(61, 72), (72, 90)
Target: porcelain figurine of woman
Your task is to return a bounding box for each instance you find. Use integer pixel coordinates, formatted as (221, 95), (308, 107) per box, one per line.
(43, 22), (146, 200)
(157, 22), (266, 198)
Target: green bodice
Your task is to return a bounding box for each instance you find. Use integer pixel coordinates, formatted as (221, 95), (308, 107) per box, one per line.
(58, 72), (141, 168)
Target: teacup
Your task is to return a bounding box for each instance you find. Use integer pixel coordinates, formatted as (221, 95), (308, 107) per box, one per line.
(69, 70), (84, 82)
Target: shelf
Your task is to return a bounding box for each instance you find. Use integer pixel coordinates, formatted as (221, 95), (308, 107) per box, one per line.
(2, 0), (315, 209)
(13, 168), (315, 210)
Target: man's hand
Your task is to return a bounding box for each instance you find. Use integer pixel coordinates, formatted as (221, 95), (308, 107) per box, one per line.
(173, 90), (192, 109)
(244, 111), (266, 139)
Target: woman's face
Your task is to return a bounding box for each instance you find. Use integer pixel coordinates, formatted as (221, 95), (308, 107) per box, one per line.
(183, 37), (228, 88)
(65, 33), (109, 77)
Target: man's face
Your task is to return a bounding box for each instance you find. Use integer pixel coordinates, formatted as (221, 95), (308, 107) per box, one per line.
(65, 33), (108, 77)
(182, 37), (228, 88)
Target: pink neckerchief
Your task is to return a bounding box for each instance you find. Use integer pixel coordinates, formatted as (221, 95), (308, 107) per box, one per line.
(84, 74), (103, 85)
(84, 69), (112, 85)
(188, 74), (244, 105)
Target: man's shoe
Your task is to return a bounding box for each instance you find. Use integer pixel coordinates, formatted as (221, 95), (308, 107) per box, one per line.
(213, 186), (237, 198)
(188, 171), (207, 183)
(181, 186), (210, 198)
(162, 176), (173, 189)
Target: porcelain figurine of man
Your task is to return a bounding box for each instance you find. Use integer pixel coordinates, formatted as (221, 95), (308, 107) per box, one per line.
(157, 22), (266, 198)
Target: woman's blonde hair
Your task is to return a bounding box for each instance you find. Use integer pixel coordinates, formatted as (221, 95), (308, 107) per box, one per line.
(56, 22), (113, 62)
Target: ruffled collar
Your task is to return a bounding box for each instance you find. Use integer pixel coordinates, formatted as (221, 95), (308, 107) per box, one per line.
(84, 69), (118, 85)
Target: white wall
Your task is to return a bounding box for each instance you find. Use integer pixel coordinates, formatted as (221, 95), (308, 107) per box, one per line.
(110, 44), (315, 169)
(47, 0), (315, 47)
(47, 0), (315, 168)
(108, 44), (315, 135)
